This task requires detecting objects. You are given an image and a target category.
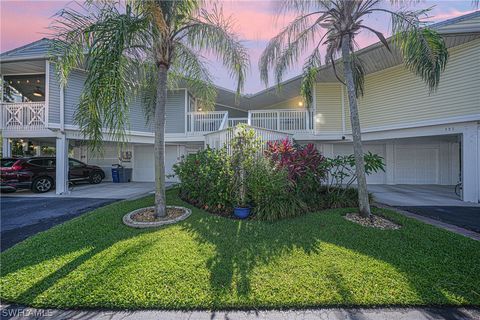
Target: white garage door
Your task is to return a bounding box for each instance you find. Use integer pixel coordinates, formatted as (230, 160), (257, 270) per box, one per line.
(394, 146), (439, 184)
(332, 144), (386, 184)
(133, 145), (184, 182)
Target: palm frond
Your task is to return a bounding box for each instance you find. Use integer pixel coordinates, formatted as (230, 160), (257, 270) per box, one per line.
(300, 48), (322, 107)
(259, 12), (327, 86)
(391, 9), (448, 91)
(183, 5), (249, 96)
(52, 2), (151, 150)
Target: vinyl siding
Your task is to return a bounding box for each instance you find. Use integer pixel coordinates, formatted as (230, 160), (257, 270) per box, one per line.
(341, 39), (480, 132)
(61, 70), (185, 133)
(64, 70), (85, 125)
(129, 89), (186, 134)
(165, 90), (185, 133)
(48, 62), (61, 124)
(314, 83), (343, 133)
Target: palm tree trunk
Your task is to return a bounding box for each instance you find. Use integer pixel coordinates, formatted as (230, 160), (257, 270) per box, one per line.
(154, 64), (168, 217)
(341, 34), (371, 218)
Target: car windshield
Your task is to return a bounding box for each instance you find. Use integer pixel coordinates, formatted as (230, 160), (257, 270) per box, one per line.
(1, 159), (18, 167)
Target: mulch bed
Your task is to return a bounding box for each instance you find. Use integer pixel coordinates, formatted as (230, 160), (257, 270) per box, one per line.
(345, 213), (401, 230)
(131, 207), (185, 222)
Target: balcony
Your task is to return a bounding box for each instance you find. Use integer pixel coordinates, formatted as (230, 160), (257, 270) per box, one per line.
(1, 102), (46, 131)
(248, 109), (313, 133)
(186, 111), (228, 135)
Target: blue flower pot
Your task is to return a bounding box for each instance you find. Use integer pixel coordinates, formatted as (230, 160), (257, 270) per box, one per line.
(234, 206), (251, 219)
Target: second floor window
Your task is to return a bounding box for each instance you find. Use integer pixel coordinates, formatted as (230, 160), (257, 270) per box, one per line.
(2, 74), (45, 103)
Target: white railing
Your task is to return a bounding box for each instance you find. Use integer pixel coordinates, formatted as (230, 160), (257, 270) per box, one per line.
(248, 109), (313, 133)
(204, 125), (293, 154)
(227, 117), (248, 127)
(186, 111), (228, 134)
(1, 102), (46, 130)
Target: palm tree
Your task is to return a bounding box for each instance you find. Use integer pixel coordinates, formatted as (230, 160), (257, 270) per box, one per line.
(259, 0), (449, 217)
(51, 0), (249, 217)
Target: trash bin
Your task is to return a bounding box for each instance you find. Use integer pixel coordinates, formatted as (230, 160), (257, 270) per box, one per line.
(111, 165), (131, 183)
(111, 164), (121, 183)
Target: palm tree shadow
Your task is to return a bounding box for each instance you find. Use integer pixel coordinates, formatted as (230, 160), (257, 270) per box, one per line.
(182, 206), (480, 307)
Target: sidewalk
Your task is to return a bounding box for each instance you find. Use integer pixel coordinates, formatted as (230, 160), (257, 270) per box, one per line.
(1, 304), (479, 320)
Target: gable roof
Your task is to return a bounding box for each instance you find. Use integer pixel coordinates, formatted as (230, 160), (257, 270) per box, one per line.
(0, 38), (53, 61)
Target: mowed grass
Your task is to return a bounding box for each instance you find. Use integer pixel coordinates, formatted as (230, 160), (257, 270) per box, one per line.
(1, 189), (479, 310)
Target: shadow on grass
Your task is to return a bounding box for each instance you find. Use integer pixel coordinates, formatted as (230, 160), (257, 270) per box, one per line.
(1, 190), (480, 308)
(181, 204), (480, 306)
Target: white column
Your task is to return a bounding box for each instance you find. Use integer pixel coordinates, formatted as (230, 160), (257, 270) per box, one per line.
(2, 138), (11, 157)
(55, 135), (70, 195)
(462, 124), (479, 203)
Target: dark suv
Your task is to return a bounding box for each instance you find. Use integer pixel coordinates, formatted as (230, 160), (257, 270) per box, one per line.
(1, 157), (105, 193)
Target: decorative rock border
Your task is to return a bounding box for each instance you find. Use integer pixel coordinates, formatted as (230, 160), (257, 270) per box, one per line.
(123, 206), (192, 228)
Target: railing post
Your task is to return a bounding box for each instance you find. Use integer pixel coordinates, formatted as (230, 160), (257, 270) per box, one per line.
(305, 109), (310, 132)
(247, 111), (252, 126)
(276, 111), (281, 131)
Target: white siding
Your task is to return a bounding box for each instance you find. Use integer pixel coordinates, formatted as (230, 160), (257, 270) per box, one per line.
(345, 39), (480, 131)
(315, 83), (343, 133)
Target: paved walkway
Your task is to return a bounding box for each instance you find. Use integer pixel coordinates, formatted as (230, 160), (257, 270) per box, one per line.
(1, 305), (479, 320)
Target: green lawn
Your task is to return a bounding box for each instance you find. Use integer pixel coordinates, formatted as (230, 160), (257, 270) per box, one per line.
(1, 189), (479, 310)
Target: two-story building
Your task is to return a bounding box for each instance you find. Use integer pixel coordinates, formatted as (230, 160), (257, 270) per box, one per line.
(1, 11), (479, 203)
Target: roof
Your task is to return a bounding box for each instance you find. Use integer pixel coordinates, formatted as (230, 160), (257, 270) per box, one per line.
(0, 38), (53, 61)
(1, 11), (479, 109)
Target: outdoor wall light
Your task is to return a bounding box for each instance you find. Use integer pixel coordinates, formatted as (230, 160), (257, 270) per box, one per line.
(33, 87), (44, 97)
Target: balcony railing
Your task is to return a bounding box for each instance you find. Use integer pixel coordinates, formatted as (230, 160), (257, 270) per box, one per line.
(1, 102), (46, 130)
(248, 109), (313, 133)
(186, 111), (228, 135)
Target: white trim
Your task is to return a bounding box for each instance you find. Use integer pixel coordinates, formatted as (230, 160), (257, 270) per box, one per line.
(312, 82), (317, 134)
(60, 82), (65, 131)
(0, 55), (46, 62)
(355, 114), (480, 134)
(45, 61), (50, 126)
(184, 89), (188, 134)
(0, 72), (46, 76)
(341, 84), (346, 134)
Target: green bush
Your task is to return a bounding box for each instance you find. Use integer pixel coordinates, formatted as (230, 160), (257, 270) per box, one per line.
(247, 158), (307, 221)
(173, 147), (234, 215)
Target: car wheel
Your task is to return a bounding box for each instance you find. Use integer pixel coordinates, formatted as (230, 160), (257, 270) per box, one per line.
(32, 177), (54, 193)
(89, 172), (103, 184)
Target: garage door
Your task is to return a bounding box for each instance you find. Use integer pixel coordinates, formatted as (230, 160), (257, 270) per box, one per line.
(133, 145), (184, 182)
(394, 146), (439, 184)
(332, 144), (386, 184)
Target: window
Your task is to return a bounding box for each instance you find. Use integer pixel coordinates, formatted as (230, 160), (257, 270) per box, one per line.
(69, 159), (84, 168)
(2, 74), (45, 103)
(28, 159), (46, 167)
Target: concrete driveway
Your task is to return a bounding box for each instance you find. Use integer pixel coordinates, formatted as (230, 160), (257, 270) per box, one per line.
(4, 181), (156, 199)
(1, 182), (158, 251)
(370, 185), (480, 233)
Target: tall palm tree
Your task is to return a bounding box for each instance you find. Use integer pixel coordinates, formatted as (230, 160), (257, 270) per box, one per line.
(259, 0), (449, 217)
(51, 0), (249, 217)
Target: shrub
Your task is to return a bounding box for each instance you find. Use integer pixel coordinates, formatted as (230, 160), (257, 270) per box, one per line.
(247, 157), (307, 221)
(265, 139), (326, 182)
(173, 147), (234, 215)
